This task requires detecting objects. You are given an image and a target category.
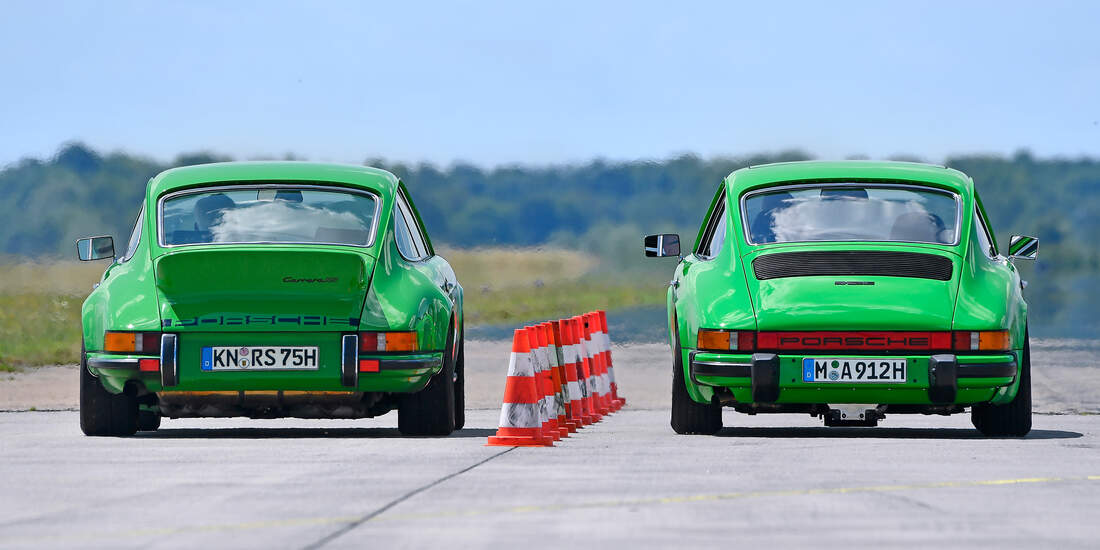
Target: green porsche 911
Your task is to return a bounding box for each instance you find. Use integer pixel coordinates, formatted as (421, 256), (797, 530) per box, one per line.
(646, 161), (1038, 436)
(77, 162), (465, 436)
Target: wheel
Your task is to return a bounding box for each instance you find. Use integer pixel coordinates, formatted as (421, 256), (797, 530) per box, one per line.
(971, 331), (1032, 437)
(453, 331), (466, 431)
(670, 320), (722, 435)
(80, 342), (138, 437)
(398, 323), (457, 436)
(137, 409), (161, 431)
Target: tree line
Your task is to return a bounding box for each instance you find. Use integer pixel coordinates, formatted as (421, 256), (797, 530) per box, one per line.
(2, 143), (1098, 274)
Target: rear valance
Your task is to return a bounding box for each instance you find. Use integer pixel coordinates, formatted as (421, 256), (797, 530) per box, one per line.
(752, 250), (953, 281)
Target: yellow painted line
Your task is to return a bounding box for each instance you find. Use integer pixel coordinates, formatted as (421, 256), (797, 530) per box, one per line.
(2, 475), (1096, 544)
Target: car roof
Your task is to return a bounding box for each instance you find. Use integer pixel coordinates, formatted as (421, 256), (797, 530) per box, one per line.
(725, 160), (974, 196)
(147, 161), (401, 198)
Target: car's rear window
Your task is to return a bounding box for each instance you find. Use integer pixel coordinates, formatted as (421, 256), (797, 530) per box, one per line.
(742, 184), (959, 245)
(160, 185), (378, 247)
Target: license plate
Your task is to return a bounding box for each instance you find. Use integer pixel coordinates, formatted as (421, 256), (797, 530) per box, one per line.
(201, 346), (319, 371)
(802, 358), (907, 383)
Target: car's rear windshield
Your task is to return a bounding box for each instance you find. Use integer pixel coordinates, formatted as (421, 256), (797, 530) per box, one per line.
(159, 185), (378, 247)
(742, 183), (959, 245)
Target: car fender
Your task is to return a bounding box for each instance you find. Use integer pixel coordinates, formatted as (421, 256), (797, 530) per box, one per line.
(80, 221), (162, 351)
(361, 222), (454, 353)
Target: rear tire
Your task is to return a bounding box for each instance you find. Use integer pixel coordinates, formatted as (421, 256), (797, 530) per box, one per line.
(671, 321), (722, 435)
(398, 324), (457, 436)
(137, 409), (161, 431)
(80, 342), (138, 437)
(453, 334), (466, 431)
(971, 331), (1032, 437)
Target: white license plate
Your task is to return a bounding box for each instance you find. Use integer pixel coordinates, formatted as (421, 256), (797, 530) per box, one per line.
(201, 346), (319, 371)
(802, 358), (907, 383)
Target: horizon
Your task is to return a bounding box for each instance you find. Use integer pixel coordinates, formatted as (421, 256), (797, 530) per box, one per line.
(3, 1), (1099, 168)
(6, 139), (1094, 173)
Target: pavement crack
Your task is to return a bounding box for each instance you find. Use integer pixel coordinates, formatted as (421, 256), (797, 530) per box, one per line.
(300, 446), (516, 550)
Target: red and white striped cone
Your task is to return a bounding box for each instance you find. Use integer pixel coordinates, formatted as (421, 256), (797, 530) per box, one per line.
(560, 318), (593, 426)
(548, 322), (577, 433)
(584, 312), (613, 415)
(530, 325), (561, 441)
(586, 311), (611, 412)
(487, 329), (553, 447)
(541, 324), (568, 436)
(597, 310), (624, 410)
(573, 315), (604, 420)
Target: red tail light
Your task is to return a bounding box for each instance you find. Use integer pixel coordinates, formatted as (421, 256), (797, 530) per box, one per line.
(952, 330), (1011, 352)
(697, 329), (756, 352)
(359, 331), (418, 352)
(104, 331), (162, 354)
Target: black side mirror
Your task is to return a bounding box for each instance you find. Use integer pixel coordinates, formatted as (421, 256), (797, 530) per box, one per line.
(1007, 235), (1038, 260)
(644, 233), (680, 258)
(77, 236), (115, 261)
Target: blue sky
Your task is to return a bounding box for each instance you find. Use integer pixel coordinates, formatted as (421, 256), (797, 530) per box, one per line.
(3, 1), (1099, 166)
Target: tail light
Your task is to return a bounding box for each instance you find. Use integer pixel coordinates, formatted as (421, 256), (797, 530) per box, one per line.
(697, 329), (756, 352)
(104, 331), (161, 353)
(359, 331), (418, 352)
(953, 330), (1011, 352)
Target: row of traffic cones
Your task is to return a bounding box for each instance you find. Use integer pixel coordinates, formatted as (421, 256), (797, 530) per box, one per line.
(488, 311), (624, 447)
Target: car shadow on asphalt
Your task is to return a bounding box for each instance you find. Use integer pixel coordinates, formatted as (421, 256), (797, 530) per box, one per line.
(713, 427), (1082, 440)
(136, 427), (498, 439)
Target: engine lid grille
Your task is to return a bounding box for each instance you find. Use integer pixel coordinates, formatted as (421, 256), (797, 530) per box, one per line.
(751, 250), (953, 281)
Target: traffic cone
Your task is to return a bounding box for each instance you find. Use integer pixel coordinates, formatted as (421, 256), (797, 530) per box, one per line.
(487, 329), (554, 447)
(530, 325), (561, 441)
(548, 321), (577, 433)
(573, 315), (604, 421)
(585, 311), (609, 412)
(597, 310), (624, 410)
(585, 312), (613, 415)
(558, 318), (593, 426)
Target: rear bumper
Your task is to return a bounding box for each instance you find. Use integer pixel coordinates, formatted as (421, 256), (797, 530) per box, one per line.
(689, 350), (1018, 405)
(86, 348), (442, 395)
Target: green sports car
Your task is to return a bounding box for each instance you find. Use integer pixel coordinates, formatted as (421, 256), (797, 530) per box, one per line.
(76, 162), (465, 436)
(645, 161), (1039, 436)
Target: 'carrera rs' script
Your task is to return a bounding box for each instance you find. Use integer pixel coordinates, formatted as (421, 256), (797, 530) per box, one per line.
(282, 276), (338, 283)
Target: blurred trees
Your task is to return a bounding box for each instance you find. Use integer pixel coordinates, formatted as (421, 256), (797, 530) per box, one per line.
(2, 143), (1098, 274)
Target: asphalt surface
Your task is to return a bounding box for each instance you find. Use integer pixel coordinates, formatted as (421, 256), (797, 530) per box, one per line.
(1, 409), (1098, 549)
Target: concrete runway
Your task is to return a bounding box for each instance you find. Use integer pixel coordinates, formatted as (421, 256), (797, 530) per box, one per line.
(1, 409), (1098, 549)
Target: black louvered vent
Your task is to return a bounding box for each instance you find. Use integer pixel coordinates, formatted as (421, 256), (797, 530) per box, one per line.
(752, 251), (953, 281)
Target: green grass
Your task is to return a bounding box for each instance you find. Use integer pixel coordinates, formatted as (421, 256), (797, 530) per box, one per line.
(462, 278), (665, 325)
(0, 292), (85, 370)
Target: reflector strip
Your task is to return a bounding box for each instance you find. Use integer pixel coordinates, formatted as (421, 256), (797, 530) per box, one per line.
(138, 358), (160, 372)
(757, 331), (951, 351)
(358, 359), (379, 372)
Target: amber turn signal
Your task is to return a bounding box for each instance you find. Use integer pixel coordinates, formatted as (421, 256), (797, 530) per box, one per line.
(359, 331), (418, 352)
(104, 331), (162, 353)
(697, 329), (755, 352)
(952, 330), (1011, 352)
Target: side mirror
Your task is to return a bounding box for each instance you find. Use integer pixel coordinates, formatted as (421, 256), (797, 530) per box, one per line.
(644, 233), (680, 258)
(1007, 235), (1038, 260)
(77, 236), (115, 261)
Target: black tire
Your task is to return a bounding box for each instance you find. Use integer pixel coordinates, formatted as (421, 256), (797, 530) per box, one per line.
(137, 409), (161, 431)
(398, 323), (457, 436)
(671, 320), (722, 435)
(80, 342), (138, 437)
(971, 331), (1032, 437)
(453, 333), (466, 431)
